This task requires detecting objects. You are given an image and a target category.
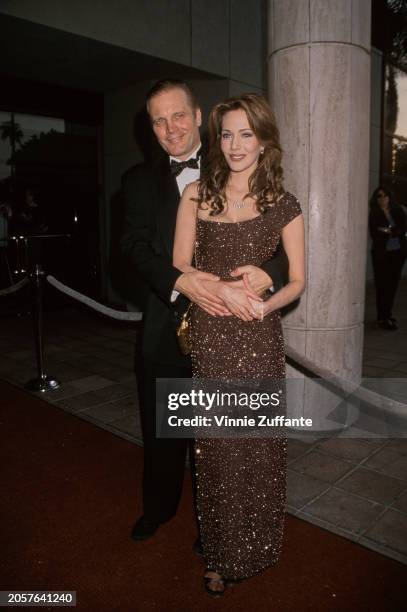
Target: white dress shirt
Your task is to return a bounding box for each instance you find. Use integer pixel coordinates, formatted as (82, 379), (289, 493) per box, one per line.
(170, 144), (201, 194)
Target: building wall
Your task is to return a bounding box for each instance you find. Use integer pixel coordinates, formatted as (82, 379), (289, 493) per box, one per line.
(0, 0), (265, 89)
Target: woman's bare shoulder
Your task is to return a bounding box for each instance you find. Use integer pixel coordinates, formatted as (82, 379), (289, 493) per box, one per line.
(183, 180), (200, 199)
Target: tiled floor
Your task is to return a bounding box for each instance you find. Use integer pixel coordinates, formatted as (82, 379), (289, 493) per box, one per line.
(1, 281), (406, 566)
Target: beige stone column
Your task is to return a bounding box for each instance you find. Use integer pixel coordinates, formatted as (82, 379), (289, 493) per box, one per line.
(268, 0), (371, 384)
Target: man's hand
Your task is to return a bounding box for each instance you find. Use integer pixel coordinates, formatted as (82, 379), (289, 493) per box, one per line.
(230, 265), (273, 295)
(175, 271), (231, 316)
(216, 276), (263, 321)
(175, 269), (266, 319)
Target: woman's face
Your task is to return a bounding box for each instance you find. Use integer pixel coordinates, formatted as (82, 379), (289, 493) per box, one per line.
(376, 190), (389, 209)
(220, 109), (262, 174)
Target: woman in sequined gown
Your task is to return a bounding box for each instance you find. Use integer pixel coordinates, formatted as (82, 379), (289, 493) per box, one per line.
(173, 93), (305, 596)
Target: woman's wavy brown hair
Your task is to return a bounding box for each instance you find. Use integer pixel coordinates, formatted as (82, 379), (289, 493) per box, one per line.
(197, 93), (284, 215)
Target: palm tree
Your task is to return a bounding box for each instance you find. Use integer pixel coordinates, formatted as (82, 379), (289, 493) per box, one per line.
(386, 0), (407, 72)
(0, 113), (24, 177)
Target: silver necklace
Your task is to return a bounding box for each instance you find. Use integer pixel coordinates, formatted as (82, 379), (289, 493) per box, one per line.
(231, 200), (246, 209)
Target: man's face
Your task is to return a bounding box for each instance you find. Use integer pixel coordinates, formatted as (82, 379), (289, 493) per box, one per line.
(148, 88), (202, 160)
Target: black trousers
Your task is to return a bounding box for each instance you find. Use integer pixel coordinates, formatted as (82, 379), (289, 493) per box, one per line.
(138, 357), (192, 523)
(372, 249), (405, 321)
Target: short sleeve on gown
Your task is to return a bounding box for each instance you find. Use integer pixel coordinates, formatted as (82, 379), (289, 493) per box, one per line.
(269, 191), (302, 233)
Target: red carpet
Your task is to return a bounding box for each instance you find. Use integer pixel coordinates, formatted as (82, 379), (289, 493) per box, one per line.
(0, 380), (405, 611)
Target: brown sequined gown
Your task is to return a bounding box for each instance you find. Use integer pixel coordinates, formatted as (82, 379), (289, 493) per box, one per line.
(190, 192), (302, 580)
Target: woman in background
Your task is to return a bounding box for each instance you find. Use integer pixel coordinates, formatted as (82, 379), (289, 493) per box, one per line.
(369, 187), (406, 330)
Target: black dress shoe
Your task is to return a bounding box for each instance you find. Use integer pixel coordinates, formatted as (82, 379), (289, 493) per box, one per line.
(130, 516), (160, 541)
(193, 537), (203, 556)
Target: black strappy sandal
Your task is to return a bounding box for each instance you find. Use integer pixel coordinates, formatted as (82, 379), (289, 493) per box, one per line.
(203, 570), (227, 598)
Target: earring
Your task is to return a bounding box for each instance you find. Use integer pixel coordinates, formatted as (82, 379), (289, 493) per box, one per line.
(260, 147), (265, 155)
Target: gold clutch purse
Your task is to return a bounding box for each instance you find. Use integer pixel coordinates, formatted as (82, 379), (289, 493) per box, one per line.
(176, 303), (192, 355)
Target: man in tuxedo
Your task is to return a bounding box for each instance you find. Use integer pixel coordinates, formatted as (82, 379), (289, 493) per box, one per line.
(121, 79), (286, 542)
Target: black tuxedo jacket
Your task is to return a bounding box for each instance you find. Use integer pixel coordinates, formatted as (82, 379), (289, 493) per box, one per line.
(121, 153), (288, 367)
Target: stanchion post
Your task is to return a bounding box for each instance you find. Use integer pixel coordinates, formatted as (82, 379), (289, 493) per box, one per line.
(25, 264), (60, 392)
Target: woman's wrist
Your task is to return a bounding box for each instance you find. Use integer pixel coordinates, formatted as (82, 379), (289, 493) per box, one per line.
(262, 280), (305, 317)
(263, 297), (275, 317)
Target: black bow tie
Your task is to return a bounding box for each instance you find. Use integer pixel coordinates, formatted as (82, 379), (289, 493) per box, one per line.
(170, 156), (199, 177)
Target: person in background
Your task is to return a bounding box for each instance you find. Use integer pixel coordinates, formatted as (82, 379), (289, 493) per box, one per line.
(369, 186), (406, 330)
(16, 187), (48, 235)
